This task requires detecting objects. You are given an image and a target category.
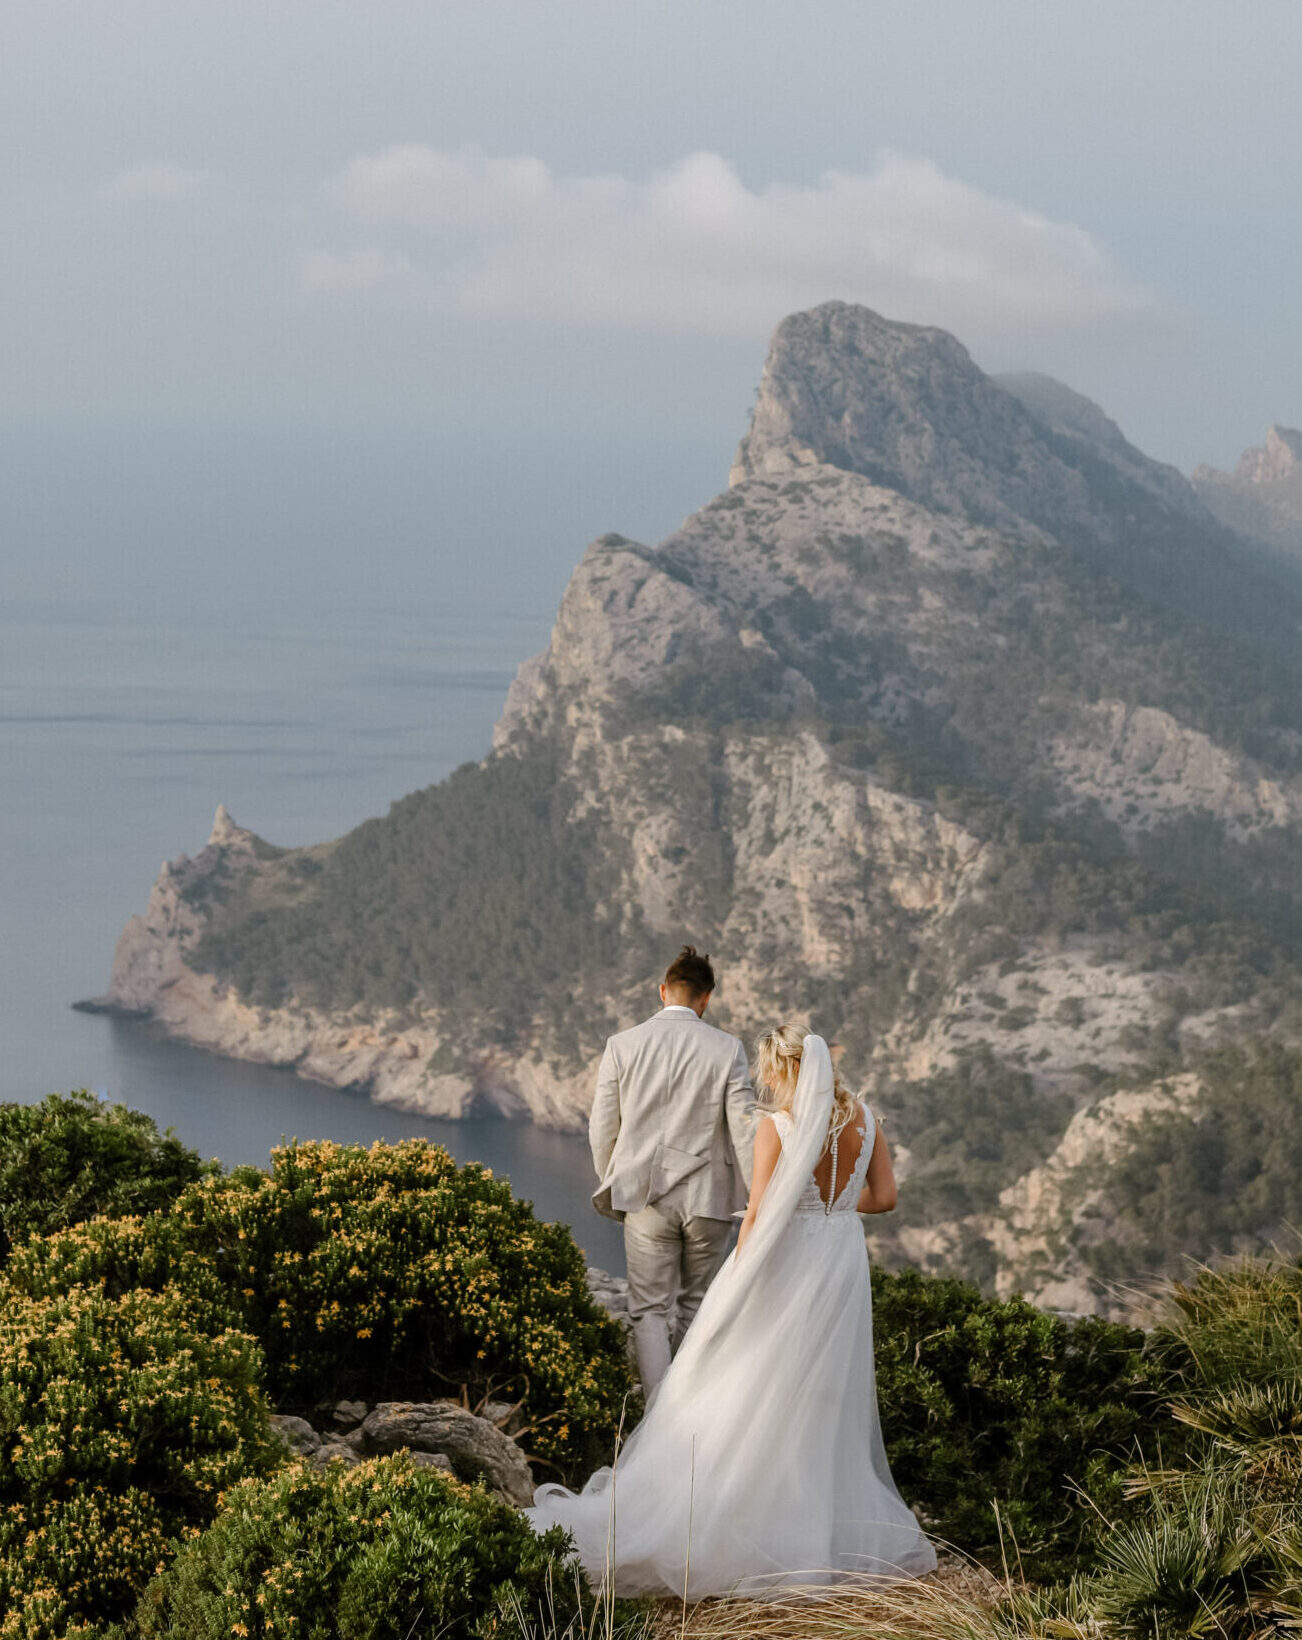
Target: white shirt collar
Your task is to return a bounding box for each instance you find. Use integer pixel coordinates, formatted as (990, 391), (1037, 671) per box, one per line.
(660, 1004), (699, 1016)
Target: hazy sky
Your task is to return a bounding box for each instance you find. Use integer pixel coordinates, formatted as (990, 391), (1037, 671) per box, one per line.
(4, 0), (1300, 620)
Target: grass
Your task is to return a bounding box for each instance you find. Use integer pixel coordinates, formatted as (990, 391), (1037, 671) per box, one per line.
(646, 1559), (1005, 1640)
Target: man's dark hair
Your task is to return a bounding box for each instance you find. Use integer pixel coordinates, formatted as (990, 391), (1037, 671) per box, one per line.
(664, 944), (715, 1000)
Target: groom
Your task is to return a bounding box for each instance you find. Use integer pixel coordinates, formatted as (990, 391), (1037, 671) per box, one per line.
(589, 945), (755, 1394)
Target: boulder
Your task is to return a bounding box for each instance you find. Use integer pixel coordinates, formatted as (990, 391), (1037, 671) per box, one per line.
(360, 1400), (535, 1506)
(408, 1450), (454, 1474)
(331, 1399), (369, 1431)
(269, 1414), (321, 1457)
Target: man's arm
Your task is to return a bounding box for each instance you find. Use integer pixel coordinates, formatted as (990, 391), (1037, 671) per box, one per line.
(588, 1039), (621, 1180)
(725, 1038), (756, 1188)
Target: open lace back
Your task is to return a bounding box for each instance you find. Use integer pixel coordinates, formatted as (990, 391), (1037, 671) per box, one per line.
(771, 1101), (875, 1213)
(815, 1111), (867, 1207)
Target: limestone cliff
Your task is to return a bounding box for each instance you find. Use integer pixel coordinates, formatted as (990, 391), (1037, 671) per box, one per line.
(88, 302), (1302, 1317)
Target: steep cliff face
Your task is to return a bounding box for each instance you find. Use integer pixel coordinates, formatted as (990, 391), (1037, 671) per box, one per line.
(90, 301), (1302, 1316)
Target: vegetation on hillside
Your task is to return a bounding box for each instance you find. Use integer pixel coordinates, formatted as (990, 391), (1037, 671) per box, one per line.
(1080, 1042), (1302, 1284)
(0, 1281), (273, 1634)
(191, 737), (636, 1046)
(0, 1096), (634, 1636)
(870, 1269), (1166, 1581)
(0, 1091), (1299, 1637)
(134, 1458), (613, 1640)
(0, 1090), (210, 1261)
(5, 1136), (633, 1483)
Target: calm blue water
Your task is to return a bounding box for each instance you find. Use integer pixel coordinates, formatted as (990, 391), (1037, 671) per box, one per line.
(0, 595), (625, 1270)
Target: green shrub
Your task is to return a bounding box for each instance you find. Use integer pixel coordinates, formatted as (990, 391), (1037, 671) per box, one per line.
(0, 1281), (274, 1638)
(4, 1141), (635, 1485)
(175, 1141), (634, 1481)
(1, 1212), (231, 1313)
(0, 1090), (209, 1260)
(872, 1267), (1169, 1579)
(977, 1255), (1302, 1639)
(134, 1455), (599, 1640)
(1087, 1470), (1298, 1640)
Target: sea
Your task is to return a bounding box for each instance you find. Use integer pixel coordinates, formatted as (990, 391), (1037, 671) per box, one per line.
(0, 590), (627, 1271)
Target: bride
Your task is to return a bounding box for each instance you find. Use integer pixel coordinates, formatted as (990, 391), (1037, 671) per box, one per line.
(527, 1024), (936, 1597)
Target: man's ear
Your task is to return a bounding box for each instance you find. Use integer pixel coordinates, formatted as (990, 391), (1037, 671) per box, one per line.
(659, 982), (668, 1006)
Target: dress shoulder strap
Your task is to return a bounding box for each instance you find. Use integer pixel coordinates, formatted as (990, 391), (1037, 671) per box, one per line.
(769, 1108), (794, 1144)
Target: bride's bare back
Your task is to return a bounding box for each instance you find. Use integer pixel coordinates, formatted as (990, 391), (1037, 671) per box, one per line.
(812, 1108), (868, 1205)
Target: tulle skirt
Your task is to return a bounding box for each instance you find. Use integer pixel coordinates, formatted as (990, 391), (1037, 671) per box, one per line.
(527, 1212), (936, 1598)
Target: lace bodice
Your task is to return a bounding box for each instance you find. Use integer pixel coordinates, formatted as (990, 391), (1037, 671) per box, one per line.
(771, 1100), (875, 1214)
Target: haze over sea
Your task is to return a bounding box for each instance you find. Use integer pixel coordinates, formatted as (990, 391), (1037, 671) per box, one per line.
(1, 466), (638, 1268)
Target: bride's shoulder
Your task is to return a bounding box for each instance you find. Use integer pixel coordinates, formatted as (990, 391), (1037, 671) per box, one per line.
(760, 1107), (793, 1141)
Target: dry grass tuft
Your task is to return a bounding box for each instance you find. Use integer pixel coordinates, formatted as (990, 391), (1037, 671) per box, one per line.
(649, 1557), (1007, 1640)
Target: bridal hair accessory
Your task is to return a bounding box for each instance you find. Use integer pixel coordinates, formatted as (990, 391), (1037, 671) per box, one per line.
(755, 1022), (858, 1145)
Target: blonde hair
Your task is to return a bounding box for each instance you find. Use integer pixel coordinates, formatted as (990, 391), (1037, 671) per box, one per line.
(753, 1022), (859, 1146)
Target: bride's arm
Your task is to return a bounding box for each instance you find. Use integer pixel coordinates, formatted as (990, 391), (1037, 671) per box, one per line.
(857, 1124), (898, 1215)
(735, 1115), (782, 1253)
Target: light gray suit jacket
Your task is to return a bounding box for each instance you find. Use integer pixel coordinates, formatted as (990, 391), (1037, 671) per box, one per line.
(589, 1007), (756, 1223)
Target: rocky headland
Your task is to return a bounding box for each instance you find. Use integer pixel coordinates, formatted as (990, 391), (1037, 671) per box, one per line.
(84, 302), (1302, 1315)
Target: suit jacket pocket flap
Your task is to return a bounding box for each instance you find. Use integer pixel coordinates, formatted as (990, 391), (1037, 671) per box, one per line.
(651, 1142), (710, 1196)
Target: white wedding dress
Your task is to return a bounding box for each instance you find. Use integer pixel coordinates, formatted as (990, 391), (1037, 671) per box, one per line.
(527, 1035), (936, 1598)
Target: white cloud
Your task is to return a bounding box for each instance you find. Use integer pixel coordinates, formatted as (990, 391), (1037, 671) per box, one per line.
(299, 145), (1153, 339)
(99, 162), (212, 206)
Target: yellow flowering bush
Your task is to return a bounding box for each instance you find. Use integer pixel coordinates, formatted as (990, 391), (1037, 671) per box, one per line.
(174, 1141), (635, 1480)
(8, 1141), (634, 1482)
(0, 1283), (275, 1637)
(133, 1455), (615, 1640)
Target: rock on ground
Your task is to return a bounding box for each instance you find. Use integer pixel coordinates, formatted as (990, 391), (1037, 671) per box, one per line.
(271, 1398), (534, 1504)
(361, 1400), (536, 1507)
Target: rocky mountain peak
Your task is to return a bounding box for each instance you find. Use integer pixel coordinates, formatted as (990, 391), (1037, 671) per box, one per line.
(1190, 425), (1302, 565)
(209, 803), (240, 846)
(726, 301), (1207, 545)
(1236, 425), (1302, 485)
(728, 301), (1044, 516)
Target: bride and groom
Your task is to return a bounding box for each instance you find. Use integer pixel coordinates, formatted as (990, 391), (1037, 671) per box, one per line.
(526, 946), (936, 1598)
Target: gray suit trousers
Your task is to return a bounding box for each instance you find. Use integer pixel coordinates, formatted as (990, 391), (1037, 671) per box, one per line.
(623, 1201), (732, 1395)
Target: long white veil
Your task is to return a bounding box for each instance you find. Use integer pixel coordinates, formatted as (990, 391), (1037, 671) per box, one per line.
(667, 1032), (835, 1371)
